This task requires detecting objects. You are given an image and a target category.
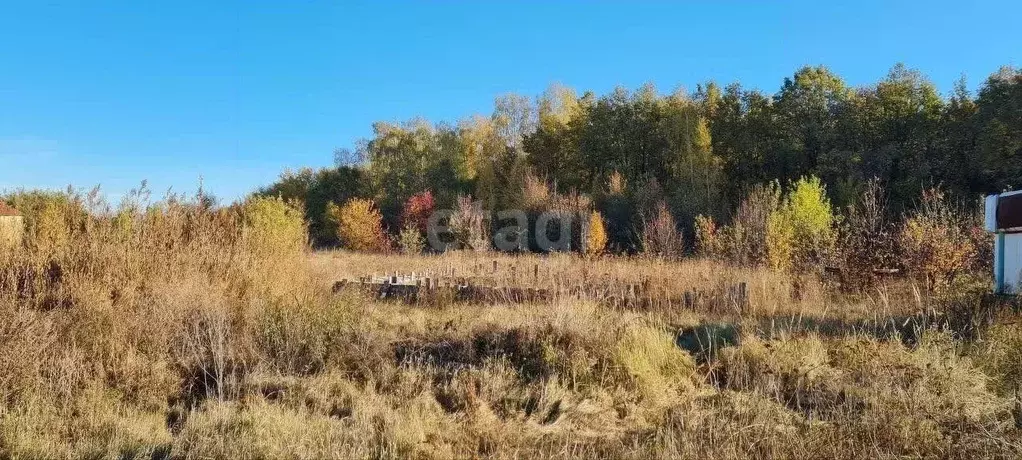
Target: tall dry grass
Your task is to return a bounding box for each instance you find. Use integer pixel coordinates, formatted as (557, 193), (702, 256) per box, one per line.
(0, 187), (1019, 459)
(0, 189), (315, 458)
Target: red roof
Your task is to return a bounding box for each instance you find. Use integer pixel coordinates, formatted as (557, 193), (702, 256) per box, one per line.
(0, 201), (20, 217)
(998, 193), (1022, 230)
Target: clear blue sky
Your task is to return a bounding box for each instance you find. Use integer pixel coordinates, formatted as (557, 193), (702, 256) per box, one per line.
(1, 1), (1019, 203)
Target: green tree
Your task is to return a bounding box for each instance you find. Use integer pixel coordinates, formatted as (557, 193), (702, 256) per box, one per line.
(934, 76), (980, 200)
(702, 82), (776, 204)
(771, 66), (850, 184)
(975, 66), (1022, 192)
(364, 119), (472, 224)
(524, 83), (585, 191)
(257, 166), (367, 246)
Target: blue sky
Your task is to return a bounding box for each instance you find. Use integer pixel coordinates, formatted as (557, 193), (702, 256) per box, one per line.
(1, 1), (1019, 203)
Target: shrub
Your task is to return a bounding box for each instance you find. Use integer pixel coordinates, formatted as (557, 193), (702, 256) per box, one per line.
(257, 166), (367, 246)
(520, 172), (551, 211)
(597, 171), (635, 252)
(583, 210), (608, 257)
(519, 174), (591, 253)
(839, 179), (899, 289)
(641, 202), (684, 260)
(607, 170), (626, 196)
(765, 210), (796, 270)
(900, 188), (977, 290)
(241, 196), (308, 260)
(968, 219), (994, 273)
(398, 225), (426, 254)
(693, 214), (721, 259)
(323, 201), (341, 244)
(719, 182), (781, 266)
(449, 195), (489, 251)
(333, 198), (389, 252)
(239, 196), (309, 300)
(549, 191), (592, 253)
(765, 177), (836, 271)
(400, 190), (435, 234)
(632, 178), (666, 219)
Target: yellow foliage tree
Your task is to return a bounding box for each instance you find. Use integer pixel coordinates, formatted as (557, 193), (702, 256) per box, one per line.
(241, 196), (307, 260)
(584, 210), (608, 256)
(333, 198), (388, 252)
(766, 176), (835, 271)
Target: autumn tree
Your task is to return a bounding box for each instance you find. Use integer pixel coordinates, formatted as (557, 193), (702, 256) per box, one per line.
(333, 198), (388, 252)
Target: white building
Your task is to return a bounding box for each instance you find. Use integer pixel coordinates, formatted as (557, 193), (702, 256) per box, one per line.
(986, 191), (1022, 294)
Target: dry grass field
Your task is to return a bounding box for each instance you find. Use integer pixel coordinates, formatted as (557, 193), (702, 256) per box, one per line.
(1, 193), (1021, 459)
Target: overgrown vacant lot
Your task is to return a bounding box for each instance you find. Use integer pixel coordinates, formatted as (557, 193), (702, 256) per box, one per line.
(1, 194), (1022, 459)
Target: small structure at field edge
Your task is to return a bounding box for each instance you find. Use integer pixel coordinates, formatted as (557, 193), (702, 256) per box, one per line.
(0, 201), (24, 248)
(986, 191), (1022, 294)
(333, 269), (750, 312)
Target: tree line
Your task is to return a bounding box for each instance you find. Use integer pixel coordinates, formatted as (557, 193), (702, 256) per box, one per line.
(259, 64), (1021, 252)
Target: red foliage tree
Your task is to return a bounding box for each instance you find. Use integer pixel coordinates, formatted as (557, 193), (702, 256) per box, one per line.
(400, 190), (435, 233)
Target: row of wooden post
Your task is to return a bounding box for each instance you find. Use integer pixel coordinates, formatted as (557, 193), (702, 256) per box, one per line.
(334, 272), (749, 311)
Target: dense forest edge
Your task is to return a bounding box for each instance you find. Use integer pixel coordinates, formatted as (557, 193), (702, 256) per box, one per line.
(257, 64), (1019, 261)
